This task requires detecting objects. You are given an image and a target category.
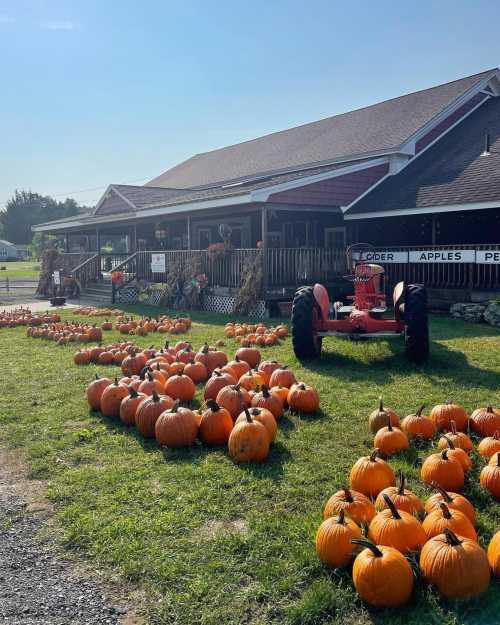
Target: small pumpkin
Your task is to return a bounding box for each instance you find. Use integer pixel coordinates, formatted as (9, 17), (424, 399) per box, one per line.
(422, 502), (477, 542)
(100, 378), (129, 418)
(228, 409), (270, 463)
(74, 350), (91, 365)
(478, 431), (500, 458)
(375, 471), (424, 517)
(199, 399), (234, 446)
(420, 449), (464, 491)
(268, 366), (297, 389)
(155, 402), (199, 448)
(438, 435), (472, 473)
(251, 385), (284, 419)
(438, 420), (473, 454)
(419, 529), (490, 599)
(287, 383), (320, 414)
(349, 449), (396, 498)
(119, 387), (146, 425)
(86, 374), (112, 411)
(351, 538), (414, 608)
(138, 372), (164, 396)
(270, 385), (289, 406)
(235, 346), (261, 369)
(183, 360), (208, 384)
(225, 356), (250, 380)
(121, 351), (147, 377)
(487, 530), (500, 577)
(323, 487), (376, 525)
(425, 483), (476, 525)
(368, 494), (427, 554)
(204, 370), (237, 401)
(400, 404), (435, 440)
(238, 369), (265, 392)
(368, 398), (400, 434)
(135, 391), (175, 438)
(216, 383), (250, 419)
(470, 405), (500, 437)
(315, 510), (362, 568)
(430, 400), (468, 432)
(480, 451), (500, 498)
(373, 416), (409, 456)
(235, 406), (277, 443)
(164, 372), (196, 402)
(257, 360), (283, 385)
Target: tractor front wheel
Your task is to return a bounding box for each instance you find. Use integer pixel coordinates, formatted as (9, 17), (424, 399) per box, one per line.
(291, 286), (323, 360)
(404, 284), (429, 363)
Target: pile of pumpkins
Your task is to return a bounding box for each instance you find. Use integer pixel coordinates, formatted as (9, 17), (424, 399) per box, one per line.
(224, 321), (288, 348)
(86, 341), (320, 463)
(114, 315), (193, 336)
(73, 306), (124, 317)
(1, 307), (61, 328)
(316, 398), (500, 608)
(27, 321), (103, 345)
(73, 340), (146, 365)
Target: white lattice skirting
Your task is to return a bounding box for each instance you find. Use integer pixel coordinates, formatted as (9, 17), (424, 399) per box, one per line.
(201, 294), (267, 318)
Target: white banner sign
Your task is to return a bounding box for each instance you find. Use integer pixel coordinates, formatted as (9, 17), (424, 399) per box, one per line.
(408, 249), (476, 263)
(353, 251), (408, 264)
(151, 253), (166, 273)
(476, 250), (500, 264)
(52, 271), (61, 285)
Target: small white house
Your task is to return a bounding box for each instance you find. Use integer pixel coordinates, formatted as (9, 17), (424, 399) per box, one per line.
(0, 240), (20, 260)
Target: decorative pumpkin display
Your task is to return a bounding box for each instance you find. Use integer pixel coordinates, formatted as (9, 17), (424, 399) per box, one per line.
(373, 416), (409, 456)
(438, 420), (473, 454)
(100, 378), (129, 418)
(257, 360), (283, 385)
(135, 391), (175, 438)
(323, 488), (376, 525)
(477, 431), (500, 458)
(315, 510), (362, 568)
(349, 449), (396, 498)
(250, 385), (283, 419)
(119, 387), (146, 425)
(438, 435), (472, 473)
(228, 409), (270, 463)
(425, 484), (476, 525)
(375, 471), (424, 517)
(400, 404), (435, 440)
(287, 383), (320, 414)
(199, 400), (234, 446)
(204, 370), (237, 401)
(268, 366), (297, 389)
(420, 449), (464, 491)
(480, 452), (500, 498)
(487, 531), (500, 577)
(215, 384), (250, 419)
(470, 405), (500, 437)
(164, 372), (196, 402)
(422, 502), (477, 542)
(351, 539), (414, 608)
(86, 374), (112, 411)
(154, 403), (199, 448)
(238, 369), (265, 392)
(235, 347), (261, 369)
(368, 398), (400, 435)
(419, 529), (490, 599)
(430, 401), (468, 432)
(235, 406), (277, 443)
(368, 494), (427, 554)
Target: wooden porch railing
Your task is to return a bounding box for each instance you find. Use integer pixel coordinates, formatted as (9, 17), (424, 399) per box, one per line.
(100, 253), (129, 272)
(72, 253), (100, 287)
(266, 247), (346, 287)
(372, 244), (500, 290)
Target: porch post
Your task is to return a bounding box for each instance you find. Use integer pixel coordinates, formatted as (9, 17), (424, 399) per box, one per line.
(261, 206), (268, 295)
(187, 215), (191, 250)
(96, 228), (101, 254)
(64, 233), (69, 253)
(132, 224), (137, 252)
(431, 216), (437, 245)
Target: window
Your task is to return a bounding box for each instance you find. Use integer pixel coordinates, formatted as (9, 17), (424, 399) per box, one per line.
(325, 227), (346, 248)
(198, 228), (212, 249)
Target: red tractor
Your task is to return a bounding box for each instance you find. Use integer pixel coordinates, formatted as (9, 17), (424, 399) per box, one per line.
(291, 243), (429, 363)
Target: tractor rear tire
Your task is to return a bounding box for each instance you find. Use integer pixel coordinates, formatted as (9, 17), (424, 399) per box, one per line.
(404, 284), (429, 364)
(292, 286), (323, 360)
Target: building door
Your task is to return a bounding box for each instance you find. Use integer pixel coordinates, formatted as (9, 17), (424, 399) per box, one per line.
(325, 227), (346, 248)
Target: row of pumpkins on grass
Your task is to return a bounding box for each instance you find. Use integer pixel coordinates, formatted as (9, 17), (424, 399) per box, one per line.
(86, 342), (319, 463)
(113, 315), (193, 335)
(223, 321), (289, 347)
(1, 307), (61, 328)
(72, 306), (124, 317)
(315, 398), (500, 608)
(27, 322), (104, 345)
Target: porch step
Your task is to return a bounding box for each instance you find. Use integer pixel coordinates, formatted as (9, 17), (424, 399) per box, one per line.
(79, 280), (113, 305)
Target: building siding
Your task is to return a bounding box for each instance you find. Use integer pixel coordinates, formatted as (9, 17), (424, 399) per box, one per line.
(96, 190), (133, 216)
(267, 163), (389, 207)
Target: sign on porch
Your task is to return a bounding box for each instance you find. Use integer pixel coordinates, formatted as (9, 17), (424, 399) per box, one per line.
(476, 250), (500, 264)
(353, 251), (408, 263)
(354, 249), (500, 265)
(408, 249), (476, 263)
(151, 253), (166, 273)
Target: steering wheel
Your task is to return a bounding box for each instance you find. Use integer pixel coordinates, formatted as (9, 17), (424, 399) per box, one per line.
(345, 243), (375, 272)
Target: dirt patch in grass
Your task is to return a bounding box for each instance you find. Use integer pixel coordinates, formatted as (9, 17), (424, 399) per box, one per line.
(199, 518), (249, 539)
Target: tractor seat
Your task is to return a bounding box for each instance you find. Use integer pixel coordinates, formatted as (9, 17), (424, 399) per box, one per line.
(356, 263), (384, 276)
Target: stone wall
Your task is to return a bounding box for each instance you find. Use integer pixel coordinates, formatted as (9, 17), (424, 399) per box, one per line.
(450, 301), (500, 326)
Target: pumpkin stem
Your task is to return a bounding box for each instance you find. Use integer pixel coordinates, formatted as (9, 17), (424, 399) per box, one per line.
(369, 449), (380, 462)
(250, 407), (260, 416)
(337, 509), (346, 524)
(127, 386), (139, 398)
(496, 452), (500, 467)
(343, 487), (354, 502)
(151, 390), (160, 402)
(431, 482), (453, 504)
(213, 370), (222, 377)
(382, 494), (401, 519)
(351, 538), (383, 558)
(387, 414), (393, 431)
(494, 430), (500, 440)
(378, 397), (384, 412)
(164, 340), (169, 349)
(95, 373), (100, 380)
(147, 372), (154, 381)
(439, 502), (452, 519)
(114, 377), (119, 386)
(398, 471), (405, 495)
(451, 420), (457, 435)
(486, 405), (494, 414)
(416, 404), (425, 417)
(443, 528), (463, 546)
(441, 449), (450, 461)
(262, 385), (271, 398)
(299, 383), (306, 390)
(206, 399), (220, 412)
(243, 407), (253, 423)
(442, 435), (455, 450)
(177, 371), (183, 377)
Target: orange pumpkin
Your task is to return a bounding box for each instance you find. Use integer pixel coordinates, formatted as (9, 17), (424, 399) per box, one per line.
(478, 431), (500, 458)
(480, 451), (500, 498)
(183, 361), (208, 384)
(487, 530), (500, 577)
(368, 493), (427, 554)
(228, 409), (270, 463)
(425, 484), (476, 525)
(235, 347), (261, 369)
(164, 372), (196, 402)
(199, 399), (234, 446)
(269, 366), (297, 389)
(86, 374), (112, 411)
(323, 487), (376, 525)
(100, 378), (129, 418)
(349, 449), (396, 498)
(204, 370), (237, 401)
(216, 383), (250, 419)
(119, 387), (146, 425)
(155, 403), (199, 448)
(438, 435), (472, 473)
(369, 398), (400, 434)
(235, 406), (277, 443)
(430, 401), (468, 432)
(238, 369), (265, 392)
(400, 404), (435, 440)
(375, 471), (424, 517)
(287, 383), (320, 414)
(420, 449), (464, 491)
(422, 502), (477, 542)
(438, 420), (473, 454)
(135, 391), (175, 438)
(470, 405), (500, 437)
(225, 356), (250, 380)
(373, 416), (409, 456)
(251, 385), (283, 419)
(257, 360), (283, 385)
(315, 510), (362, 568)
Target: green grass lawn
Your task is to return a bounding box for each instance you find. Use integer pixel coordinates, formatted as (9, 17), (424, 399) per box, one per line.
(0, 259), (40, 280)
(0, 308), (499, 625)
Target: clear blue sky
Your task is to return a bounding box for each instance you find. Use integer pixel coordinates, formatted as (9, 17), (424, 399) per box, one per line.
(1, 0), (500, 208)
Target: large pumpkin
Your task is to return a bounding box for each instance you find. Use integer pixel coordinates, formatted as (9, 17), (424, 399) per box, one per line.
(487, 530), (500, 577)
(199, 400), (233, 446)
(287, 383), (320, 414)
(478, 431), (500, 458)
(375, 472), (424, 517)
(369, 398), (400, 434)
(368, 494), (427, 554)
(257, 360), (283, 385)
(164, 372), (196, 402)
(121, 351), (147, 377)
(420, 449), (464, 491)
(315, 510), (362, 568)
(235, 406), (277, 443)
(250, 385), (283, 419)
(183, 361), (208, 384)
(351, 539), (414, 608)
(119, 387), (146, 425)
(235, 347), (261, 369)
(323, 488), (376, 525)
(422, 502), (477, 542)
(438, 420), (473, 454)
(480, 451), (500, 498)
(135, 391), (175, 438)
(225, 356), (251, 380)
(155, 404), (199, 448)
(419, 529), (490, 599)
(216, 383), (250, 419)
(430, 401), (468, 432)
(268, 366), (297, 389)
(470, 406), (500, 437)
(349, 449), (396, 498)
(400, 404), (435, 440)
(425, 484), (476, 525)
(100, 378), (129, 418)
(373, 416), (409, 456)
(204, 370), (237, 401)
(228, 409), (270, 463)
(86, 374), (112, 411)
